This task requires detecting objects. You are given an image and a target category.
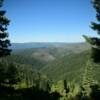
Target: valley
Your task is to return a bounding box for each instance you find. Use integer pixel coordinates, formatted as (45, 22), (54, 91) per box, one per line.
(10, 42), (91, 82)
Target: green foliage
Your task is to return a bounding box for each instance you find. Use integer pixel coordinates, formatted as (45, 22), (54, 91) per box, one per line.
(83, 35), (95, 45)
(50, 79), (100, 100)
(83, 0), (100, 62)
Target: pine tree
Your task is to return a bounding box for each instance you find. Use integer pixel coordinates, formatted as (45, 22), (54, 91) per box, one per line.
(83, 0), (100, 62)
(0, 0), (11, 85)
(0, 0), (11, 58)
(0, 0), (20, 87)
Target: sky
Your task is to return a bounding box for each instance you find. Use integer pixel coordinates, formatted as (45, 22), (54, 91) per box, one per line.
(3, 0), (97, 43)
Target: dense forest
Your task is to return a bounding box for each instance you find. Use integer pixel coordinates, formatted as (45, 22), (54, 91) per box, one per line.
(0, 0), (100, 100)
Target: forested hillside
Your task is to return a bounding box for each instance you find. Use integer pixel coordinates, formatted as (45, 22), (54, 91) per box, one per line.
(41, 51), (90, 83)
(6, 43), (90, 70)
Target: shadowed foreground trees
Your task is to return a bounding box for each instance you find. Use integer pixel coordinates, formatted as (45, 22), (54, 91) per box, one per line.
(0, 86), (61, 100)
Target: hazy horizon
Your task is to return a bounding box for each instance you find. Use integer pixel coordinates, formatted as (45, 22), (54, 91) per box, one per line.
(11, 41), (86, 44)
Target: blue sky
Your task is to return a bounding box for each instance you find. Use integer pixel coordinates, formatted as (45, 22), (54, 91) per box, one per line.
(3, 0), (96, 43)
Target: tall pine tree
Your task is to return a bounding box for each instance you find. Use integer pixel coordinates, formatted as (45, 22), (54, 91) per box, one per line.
(83, 0), (100, 62)
(0, 0), (11, 58)
(0, 0), (11, 85)
(0, 0), (20, 87)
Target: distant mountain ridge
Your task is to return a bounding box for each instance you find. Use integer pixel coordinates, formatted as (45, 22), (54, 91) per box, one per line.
(11, 42), (89, 50)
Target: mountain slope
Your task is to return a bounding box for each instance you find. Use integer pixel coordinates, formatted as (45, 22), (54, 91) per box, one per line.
(10, 43), (90, 70)
(41, 51), (90, 83)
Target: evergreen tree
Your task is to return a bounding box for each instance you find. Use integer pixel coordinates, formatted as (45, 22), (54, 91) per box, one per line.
(0, 0), (20, 87)
(0, 0), (11, 58)
(0, 0), (11, 86)
(83, 0), (100, 62)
